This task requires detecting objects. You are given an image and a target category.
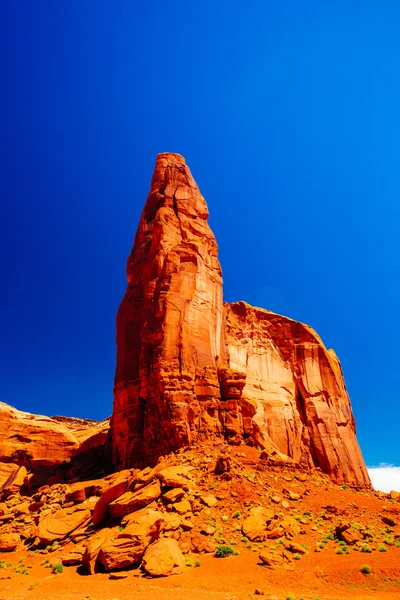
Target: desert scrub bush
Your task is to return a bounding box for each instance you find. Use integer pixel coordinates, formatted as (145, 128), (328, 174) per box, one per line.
(336, 548), (344, 555)
(378, 544), (388, 552)
(233, 510), (241, 519)
(52, 563), (63, 574)
(195, 559), (201, 567)
(360, 543), (373, 553)
(215, 545), (239, 558)
(221, 515), (228, 523)
(317, 542), (325, 549)
(383, 536), (394, 546)
(241, 536), (249, 542)
(185, 558), (193, 567)
(361, 564), (372, 574)
(293, 553), (301, 560)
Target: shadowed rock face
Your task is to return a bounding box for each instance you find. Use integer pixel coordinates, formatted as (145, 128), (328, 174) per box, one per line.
(112, 153), (371, 487)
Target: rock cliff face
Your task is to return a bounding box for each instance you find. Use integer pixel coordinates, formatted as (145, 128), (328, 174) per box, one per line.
(224, 302), (370, 487)
(112, 153), (370, 487)
(112, 153), (227, 469)
(0, 402), (110, 489)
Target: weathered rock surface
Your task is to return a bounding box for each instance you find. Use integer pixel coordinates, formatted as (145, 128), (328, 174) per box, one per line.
(99, 509), (165, 571)
(224, 302), (371, 487)
(0, 402), (110, 485)
(111, 152), (371, 488)
(112, 153), (228, 469)
(38, 505), (91, 545)
(142, 538), (185, 577)
(0, 533), (20, 552)
(108, 480), (161, 519)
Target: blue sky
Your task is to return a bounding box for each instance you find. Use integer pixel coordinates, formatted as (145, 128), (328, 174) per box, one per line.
(1, 1), (399, 473)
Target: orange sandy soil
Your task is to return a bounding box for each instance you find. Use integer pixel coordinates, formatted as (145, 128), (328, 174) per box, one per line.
(0, 545), (399, 600)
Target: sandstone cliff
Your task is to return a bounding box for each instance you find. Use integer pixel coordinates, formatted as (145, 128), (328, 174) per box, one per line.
(0, 402), (109, 490)
(112, 153), (371, 488)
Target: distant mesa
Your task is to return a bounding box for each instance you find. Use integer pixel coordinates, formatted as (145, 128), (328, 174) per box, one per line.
(111, 152), (371, 488)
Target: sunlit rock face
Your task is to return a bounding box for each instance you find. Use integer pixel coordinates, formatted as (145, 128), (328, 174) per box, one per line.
(112, 153), (371, 488)
(112, 153), (227, 469)
(224, 302), (371, 487)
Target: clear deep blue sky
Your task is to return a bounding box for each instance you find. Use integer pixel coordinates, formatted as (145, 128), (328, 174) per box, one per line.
(1, 1), (399, 468)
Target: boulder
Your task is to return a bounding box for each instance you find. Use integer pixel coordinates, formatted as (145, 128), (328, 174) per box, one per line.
(191, 533), (216, 554)
(259, 550), (285, 568)
(242, 507), (273, 542)
(62, 545), (85, 566)
(98, 509), (165, 571)
(92, 478), (129, 525)
(83, 529), (114, 575)
(108, 480), (161, 519)
(0, 533), (20, 552)
(157, 466), (195, 490)
(38, 506), (91, 545)
(142, 538), (185, 577)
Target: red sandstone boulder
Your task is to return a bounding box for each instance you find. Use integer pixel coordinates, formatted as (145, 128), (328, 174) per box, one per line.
(83, 529), (114, 575)
(142, 538), (185, 577)
(0, 533), (20, 552)
(92, 476), (129, 526)
(108, 480), (161, 519)
(98, 509), (165, 571)
(38, 505), (91, 545)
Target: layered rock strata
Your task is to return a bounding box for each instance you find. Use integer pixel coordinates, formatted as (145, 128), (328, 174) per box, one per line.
(111, 153), (370, 487)
(0, 402), (109, 489)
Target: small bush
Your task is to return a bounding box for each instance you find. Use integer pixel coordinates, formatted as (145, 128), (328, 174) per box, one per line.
(361, 564), (372, 574)
(293, 553), (301, 560)
(233, 510), (241, 519)
(195, 559), (201, 567)
(52, 563), (64, 574)
(378, 544), (387, 552)
(215, 545), (239, 558)
(336, 548), (344, 555)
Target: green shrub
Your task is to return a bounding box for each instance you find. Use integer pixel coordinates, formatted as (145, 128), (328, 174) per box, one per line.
(52, 563), (64, 574)
(215, 545), (239, 558)
(361, 564), (372, 574)
(233, 510), (241, 519)
(336, 548), (344, 555)
(378, 544), (387, 552)
(195, 559), (201, 567)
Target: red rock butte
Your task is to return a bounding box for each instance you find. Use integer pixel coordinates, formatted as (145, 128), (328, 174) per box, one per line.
(111, 152), (370, 488)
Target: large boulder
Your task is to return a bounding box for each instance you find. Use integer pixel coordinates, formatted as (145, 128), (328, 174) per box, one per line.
(0, 533), (20, 552)
(142, 538), (185, 577)
(108, 480), (161, 519)
(83, 529), (114, 575)
(242, 507), (274, 542)
(98, 509), (165, 571)
(38, 505), (91, 545)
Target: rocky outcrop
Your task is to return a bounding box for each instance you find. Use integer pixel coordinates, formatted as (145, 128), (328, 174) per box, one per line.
(224, 302), (371, 487)
(111, 153), (370, 488)
(112, 153), (227, 469)
(0, 402), (110, 491)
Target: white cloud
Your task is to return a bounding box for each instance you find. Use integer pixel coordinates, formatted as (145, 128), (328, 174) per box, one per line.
(367, 464), (400, 493)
